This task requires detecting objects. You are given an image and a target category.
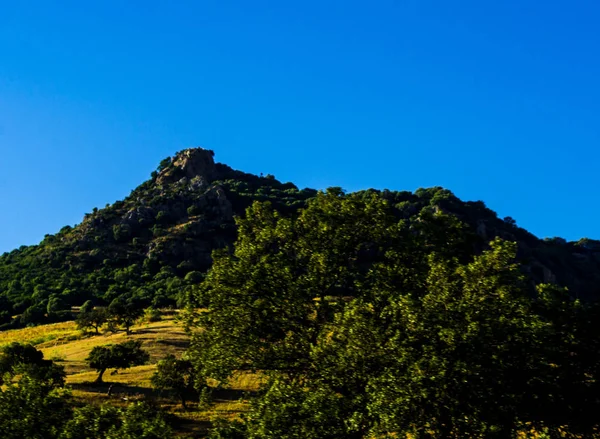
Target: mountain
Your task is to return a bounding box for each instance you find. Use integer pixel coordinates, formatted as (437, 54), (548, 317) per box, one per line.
(1, 147), (599, 329)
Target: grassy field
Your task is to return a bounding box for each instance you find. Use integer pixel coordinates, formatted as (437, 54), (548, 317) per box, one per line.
(2, 315), (588, 438)
(1, 312), (259, 437)
(0, 320), (80, 347)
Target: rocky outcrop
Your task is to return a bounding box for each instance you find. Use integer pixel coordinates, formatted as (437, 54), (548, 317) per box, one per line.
(123, 206), (155, 226)
(174, 148), (217, 180)
(157, 148), (218, 185)
(145, 183), (235, 270)
(204, 185), (233, 219)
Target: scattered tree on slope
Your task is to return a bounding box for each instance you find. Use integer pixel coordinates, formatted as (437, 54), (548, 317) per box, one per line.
(86, 340), (149, 384)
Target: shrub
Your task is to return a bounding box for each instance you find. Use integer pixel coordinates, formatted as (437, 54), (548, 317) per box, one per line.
(143, 307), (162, 323)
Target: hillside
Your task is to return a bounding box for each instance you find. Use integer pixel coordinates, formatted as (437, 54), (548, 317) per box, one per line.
(2, 148), (600, 437)
(0, 312), (260, 437)
(0, 147), (599, 330)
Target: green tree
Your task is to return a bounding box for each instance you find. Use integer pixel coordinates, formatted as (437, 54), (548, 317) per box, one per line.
(151, 354), (197, 409)
(109, 402), (172, 439)
(20, 303), (46, 326)
(187, 191), (424, 383)
(526, 284), (600, 433)
(77, 307), (108, 334)
(208, 239), (566, 438)
(59, 404), (120, 439)
(361, 239), (543, 437)
(0, 374), (72, 439)
(112, 224), (132, 242)
(59, 402), (172, 439)
(0, 342), (65, 386)
(86, 340), (149, 384)
(157, 156), (172, 172)
(0, 296), (13, 326)
(79, 300), (94, 314)
(191, 193), (600, 438)
(108, 296), (144, 335)
(47, 294), (66, 315)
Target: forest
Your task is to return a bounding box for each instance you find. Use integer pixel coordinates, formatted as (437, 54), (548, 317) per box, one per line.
(1, 148), (600, 438)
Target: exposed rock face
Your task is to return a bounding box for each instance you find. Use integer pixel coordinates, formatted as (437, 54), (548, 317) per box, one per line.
(146, 183), (235, 270)
(123, 206), (155, 226)
(157, 148), (218, 185)
(206, 185), (233, 219)
(174, 148), (216, 180)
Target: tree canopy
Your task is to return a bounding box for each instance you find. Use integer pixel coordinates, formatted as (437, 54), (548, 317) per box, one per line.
(86, 340), (149, 383)
(186, 192), (600, 438)
(0, 342), (65, 386)
(151, 354), (197, 409)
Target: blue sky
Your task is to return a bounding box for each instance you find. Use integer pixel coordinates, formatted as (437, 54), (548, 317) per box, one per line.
(1, 0), (599, 253)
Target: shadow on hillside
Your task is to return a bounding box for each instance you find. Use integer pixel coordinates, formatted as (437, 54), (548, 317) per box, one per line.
(176, 419), (212, 436)
(69, 381), (155, 399)
(70, 382), (257, 402)
(155, 338), (189, 349)
(212, 387), (257, 401)
(134, 324), (180, 334)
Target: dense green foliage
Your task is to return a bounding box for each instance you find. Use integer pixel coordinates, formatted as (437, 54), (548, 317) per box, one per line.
(187, 191), (600, 438)
(0, 380), (171, 439)
(0, 342), (66, 386)
(60, 402), (173, 439)
(151, 354), (198, 408)
(0, 374), (72, 439)
(0, 344), (171, 438)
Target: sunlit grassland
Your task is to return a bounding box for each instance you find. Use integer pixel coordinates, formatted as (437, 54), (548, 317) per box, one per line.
(0, 313), (260, 437)
(0, 320), (79, 347)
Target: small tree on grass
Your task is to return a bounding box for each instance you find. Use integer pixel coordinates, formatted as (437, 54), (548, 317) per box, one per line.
(86, 340), (149, 384)
(151, 354), (197, 409)
(108, 296), (144, 335)
(76, 307), (108, 335)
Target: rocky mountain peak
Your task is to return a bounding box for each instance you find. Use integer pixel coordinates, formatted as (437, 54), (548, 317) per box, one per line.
(157, 147), (217, 184)
(173, 148), (216, 179)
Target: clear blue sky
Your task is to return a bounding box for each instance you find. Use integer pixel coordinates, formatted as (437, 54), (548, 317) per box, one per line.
(1, 0), (599, 253)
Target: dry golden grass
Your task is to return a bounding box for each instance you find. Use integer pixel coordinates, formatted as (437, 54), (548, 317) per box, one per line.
(1, 313), (258, 436)
(39, 317), (189, 376)
(0, 321), (79, 347)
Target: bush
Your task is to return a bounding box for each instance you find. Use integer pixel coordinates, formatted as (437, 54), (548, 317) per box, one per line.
(155, 211), (169, 224)
(143, 307), (162, 322)
(60, 401), (172, 439)
(0, 375), (72, 439)
(0, 343), (66, 387)
(112, 224), (132, 242)
(20, 304), (46, 326)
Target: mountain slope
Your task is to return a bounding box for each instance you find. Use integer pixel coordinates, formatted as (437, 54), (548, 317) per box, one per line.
(0, 147), (599, 329)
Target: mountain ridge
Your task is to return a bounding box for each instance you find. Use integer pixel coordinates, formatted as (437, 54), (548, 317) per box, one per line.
(1, 147), (599, 330)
